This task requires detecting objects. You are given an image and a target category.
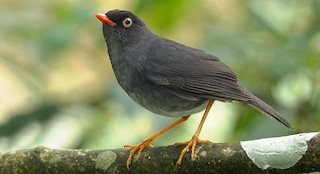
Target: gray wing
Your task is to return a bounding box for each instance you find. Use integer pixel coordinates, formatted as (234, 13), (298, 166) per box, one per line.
(139, 37), (292, 128)
(140, 38), (251, 102)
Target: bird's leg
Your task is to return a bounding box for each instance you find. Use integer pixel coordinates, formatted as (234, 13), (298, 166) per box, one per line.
(124, 116), (190, 169)
(175, 99), (214, 166)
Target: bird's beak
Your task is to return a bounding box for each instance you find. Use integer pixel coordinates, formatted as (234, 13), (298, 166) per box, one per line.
(95, 13), (117, 27)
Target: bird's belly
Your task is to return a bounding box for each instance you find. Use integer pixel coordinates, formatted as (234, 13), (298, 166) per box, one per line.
(120, 79), (208, 117)
(112, 59), (208, 117)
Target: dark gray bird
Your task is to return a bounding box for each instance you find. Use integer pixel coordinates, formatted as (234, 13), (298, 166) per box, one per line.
(95, 9), (292, 169)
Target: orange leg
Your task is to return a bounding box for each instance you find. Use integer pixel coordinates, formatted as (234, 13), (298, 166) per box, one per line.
(125, 116), (190, 169)
(175, 99), (214, 166)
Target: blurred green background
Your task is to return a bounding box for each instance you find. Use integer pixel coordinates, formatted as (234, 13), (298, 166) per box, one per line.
(0, 0), (319, 152)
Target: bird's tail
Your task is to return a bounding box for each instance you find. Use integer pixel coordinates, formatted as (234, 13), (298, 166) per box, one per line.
(241, 87), (293, 129)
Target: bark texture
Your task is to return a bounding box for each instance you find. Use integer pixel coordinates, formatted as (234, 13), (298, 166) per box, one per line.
(0, 132), (319, 174)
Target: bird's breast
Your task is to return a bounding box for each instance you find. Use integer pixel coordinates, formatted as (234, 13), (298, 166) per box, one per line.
(110, 56), (208, 117)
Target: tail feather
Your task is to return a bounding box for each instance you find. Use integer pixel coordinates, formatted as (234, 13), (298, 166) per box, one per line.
(242, 87), (293, 129)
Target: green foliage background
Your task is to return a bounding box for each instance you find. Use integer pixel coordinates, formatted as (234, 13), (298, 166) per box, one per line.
(0, 0), (319, 152)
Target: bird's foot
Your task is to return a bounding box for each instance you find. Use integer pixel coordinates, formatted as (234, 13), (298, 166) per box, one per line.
(175, 135), (209, 166)
(124, 139), (153, 169)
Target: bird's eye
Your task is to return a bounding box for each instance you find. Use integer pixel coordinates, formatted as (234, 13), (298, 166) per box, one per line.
(122, 17), (133, 28)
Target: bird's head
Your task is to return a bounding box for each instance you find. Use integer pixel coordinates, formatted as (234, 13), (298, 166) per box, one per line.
(96, 10), (150, 46)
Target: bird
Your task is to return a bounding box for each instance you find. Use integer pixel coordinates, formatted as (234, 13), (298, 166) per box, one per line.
(95, 9), (292, 169)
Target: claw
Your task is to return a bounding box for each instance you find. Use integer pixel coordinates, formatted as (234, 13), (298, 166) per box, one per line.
(123, 117), (190, 169)
(175, 100), (214, 166)
(175, 135), (209, 166)
(124, 139), (153, 170)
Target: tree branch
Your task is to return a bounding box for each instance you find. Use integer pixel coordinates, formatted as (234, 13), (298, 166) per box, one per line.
(0, 132), (319, 174)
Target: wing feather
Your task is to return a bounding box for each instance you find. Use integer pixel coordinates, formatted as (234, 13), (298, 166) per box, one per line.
(142, 37), (251, 102)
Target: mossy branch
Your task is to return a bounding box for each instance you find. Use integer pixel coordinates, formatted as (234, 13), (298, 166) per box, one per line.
(0, 132), (319, 174)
